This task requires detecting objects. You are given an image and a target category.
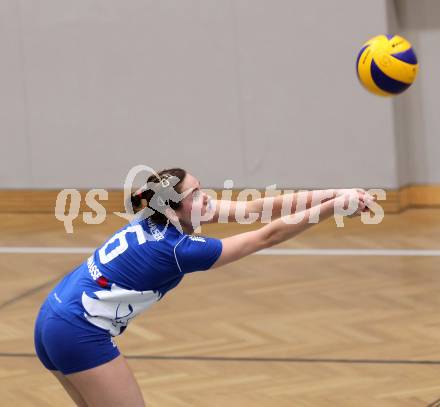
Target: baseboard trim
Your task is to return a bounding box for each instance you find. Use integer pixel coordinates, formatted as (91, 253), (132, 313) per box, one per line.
(0, 185), (439, 214)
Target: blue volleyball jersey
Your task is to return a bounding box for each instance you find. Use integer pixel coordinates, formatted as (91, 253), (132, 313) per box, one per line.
(47, 218), (222, 336)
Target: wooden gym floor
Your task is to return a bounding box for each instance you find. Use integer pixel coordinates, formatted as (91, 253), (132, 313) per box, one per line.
(0, 209), (440, 406)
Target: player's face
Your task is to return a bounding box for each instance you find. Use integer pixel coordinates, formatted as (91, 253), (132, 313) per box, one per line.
(176, 173), (209, 228)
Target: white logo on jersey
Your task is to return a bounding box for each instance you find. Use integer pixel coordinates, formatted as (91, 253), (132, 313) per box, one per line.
(81, 283), (160, 336)
(189, 236), (206, 242)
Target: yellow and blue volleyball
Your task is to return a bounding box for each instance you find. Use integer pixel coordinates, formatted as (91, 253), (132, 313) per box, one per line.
(356, 34), (418, 96)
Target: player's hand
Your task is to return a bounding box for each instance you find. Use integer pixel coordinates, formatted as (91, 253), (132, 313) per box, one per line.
(335, 189), (369, 217)
(337, 188), (375, 213)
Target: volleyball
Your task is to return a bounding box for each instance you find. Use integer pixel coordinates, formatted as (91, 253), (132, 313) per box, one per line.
(356, 34), (418, 96)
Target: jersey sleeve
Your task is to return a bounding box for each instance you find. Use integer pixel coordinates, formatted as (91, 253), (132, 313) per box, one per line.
(174, 236), (223, 274)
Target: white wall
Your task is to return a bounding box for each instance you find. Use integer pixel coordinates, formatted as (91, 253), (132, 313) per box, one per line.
(232, 0), (396, 189)
(0, 0), (426, 190)
(389, 0), (440, 186)
(0, 1), (31, 188)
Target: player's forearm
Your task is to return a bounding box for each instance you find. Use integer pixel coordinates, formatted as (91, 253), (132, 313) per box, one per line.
(251, 189), (338, 219)
(291, 189), (338, 209)
(214, 189), (359, 224)
(259, 198), (338, 247)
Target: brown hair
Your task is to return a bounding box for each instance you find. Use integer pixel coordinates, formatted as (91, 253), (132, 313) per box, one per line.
(130, 168), (187, 224)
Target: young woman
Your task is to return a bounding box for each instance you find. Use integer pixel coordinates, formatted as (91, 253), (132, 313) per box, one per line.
(34, 168), (372, 407)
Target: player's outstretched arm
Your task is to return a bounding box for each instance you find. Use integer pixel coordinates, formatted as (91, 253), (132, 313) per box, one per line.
(207, 188), (373, 224)
(212, 191), (368, 269)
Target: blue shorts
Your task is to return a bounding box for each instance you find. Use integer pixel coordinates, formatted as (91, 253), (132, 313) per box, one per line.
(34, 300), (120, 375)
